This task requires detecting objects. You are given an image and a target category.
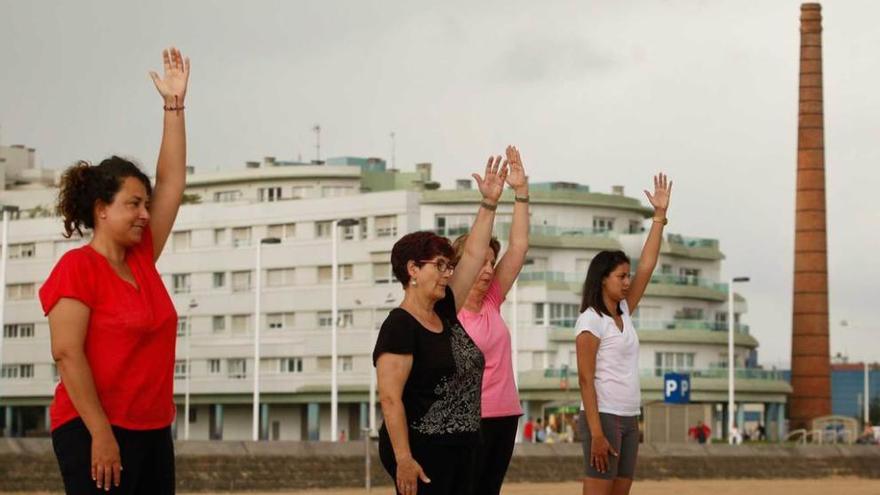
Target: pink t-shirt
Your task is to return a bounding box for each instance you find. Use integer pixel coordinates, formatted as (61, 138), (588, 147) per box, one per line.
(457, 279), (523, 418)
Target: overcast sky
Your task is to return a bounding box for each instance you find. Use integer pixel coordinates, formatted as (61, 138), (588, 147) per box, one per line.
(1, 0), (877, 367)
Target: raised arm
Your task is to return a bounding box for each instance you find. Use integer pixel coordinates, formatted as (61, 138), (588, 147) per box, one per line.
(49, 299), (121, 491)
(147, 47), (190, 261)
(376, 353), (430, 493)
(626, 173), (672, 311)
(493, 145), (529, 297)
(449, 155), (507, 312)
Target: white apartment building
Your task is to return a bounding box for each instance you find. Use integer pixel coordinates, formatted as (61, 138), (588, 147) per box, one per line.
(0, 146), (790, 442)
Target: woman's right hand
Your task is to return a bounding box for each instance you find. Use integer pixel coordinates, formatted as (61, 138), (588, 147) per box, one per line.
(589, 434), (618, 474)
(91, 429), (122, 491)
(472, 155), (508, 205)
(395, 455), (431, 495)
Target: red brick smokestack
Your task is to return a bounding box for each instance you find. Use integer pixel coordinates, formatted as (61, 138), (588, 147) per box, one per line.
(790, 2), (831, 430)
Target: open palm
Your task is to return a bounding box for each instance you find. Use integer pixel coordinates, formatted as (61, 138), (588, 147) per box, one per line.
(472, 155), (508, 203)
(644, 173), (672, 212)
(149, 47), (190, 104)
(504, 145), (528, 192)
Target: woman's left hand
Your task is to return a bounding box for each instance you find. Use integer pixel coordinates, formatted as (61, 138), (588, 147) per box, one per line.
(644, 172), (672, 213)
(472, 155), (508, 204)
(149, 46), (190, 106)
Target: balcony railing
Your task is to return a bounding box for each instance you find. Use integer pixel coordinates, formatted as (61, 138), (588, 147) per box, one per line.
(633, 319), (750, 335)
(666, 234), (719, 249)
(542, 367), (785, 381)
(648, 273), (728, 292)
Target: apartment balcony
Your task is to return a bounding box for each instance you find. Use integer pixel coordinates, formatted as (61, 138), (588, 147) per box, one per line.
(518, 271), (729, 302)
(663, 233), (724, 260)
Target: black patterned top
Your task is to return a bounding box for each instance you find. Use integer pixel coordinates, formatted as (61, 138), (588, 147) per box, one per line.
(372, 287), (485, 446)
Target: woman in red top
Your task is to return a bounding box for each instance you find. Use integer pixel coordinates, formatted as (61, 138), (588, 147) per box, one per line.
(40, 47), (190, 494)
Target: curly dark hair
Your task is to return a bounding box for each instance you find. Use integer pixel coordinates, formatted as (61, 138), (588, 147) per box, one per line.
(391, 231), (455, 288)
(57, 156), (152, 238)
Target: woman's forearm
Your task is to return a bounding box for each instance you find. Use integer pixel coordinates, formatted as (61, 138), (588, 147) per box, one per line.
(638, 214), (665, 270)
(508, 185), (529, 252)
(579, 378), (604, 437)
(381, 398), (413, 460)
(155, 107), (186, 188)
(56, 353), (113, 437)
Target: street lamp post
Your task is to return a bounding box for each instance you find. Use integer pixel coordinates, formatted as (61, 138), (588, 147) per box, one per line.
(728, 276), (750, 444)
(332, 219), (359, 442)
(253, 237), (281, 442)
(183, 298), (198, 441)
(840, 320), (872, 426)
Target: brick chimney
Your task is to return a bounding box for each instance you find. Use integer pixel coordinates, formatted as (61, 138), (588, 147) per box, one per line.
(790, 2), (831, 430)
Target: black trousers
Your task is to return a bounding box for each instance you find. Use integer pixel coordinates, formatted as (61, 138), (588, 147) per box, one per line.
(379, 428), (477, 495)
(472, 415), (519, 495)
(51, 418), (175, 495)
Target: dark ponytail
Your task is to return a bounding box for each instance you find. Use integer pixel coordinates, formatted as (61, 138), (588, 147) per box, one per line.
(56, 156), (151, 238)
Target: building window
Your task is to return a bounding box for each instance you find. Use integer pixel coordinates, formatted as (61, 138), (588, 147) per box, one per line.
(317, 357), (332, 372)
(266, 312), (295, 330)
(208, 359), (221, 374)
(359, 217), (368, 239)
(675, 307), (704, 320)
(172, 231), (191, 251)
(339, 356), (353, 372)
(227, 359), (247, 379)
(8, 242), (36, 259)
(177, 317), (190, 337)
(267, 223), (296, 240)
(3, 323), (35, 339)
(213, 272), (226, 288)
(291, 185), (312, 199)
(628, 220), (642, 234)
(172, 274), (191, 294)
(434, 215), (472, 237)
(212, 315), (226, 333)
(258, 187), (283, 202)
(266, 268), (296, 287)
(373, 262), (394, 284)
(654, 352), (695, 376)
(315, 221), (332, 239)
(1, 364), (34, 379)
(321, 186), (353, 197)
(533, 303), (545, 325)
(279, 357), (303, 374)
(232, 271), (252, 292)
(548, 303), (578, 327)
(214, 190), (242, 202)
(174, 360), (188, 378)
(592, 217), (615, 233)
(318, 265), (352, 283)
(317, 310), (353, 328)
(214, 228), (228, 246)
(660, 264), (673, 274)
(679, 267), (701, 282)
(375, 215), (398, 238)
(231, 315), (250, 334)
(6, 283), (35, 301)
(341, 224), (355, 241)
(232, 227), (251, 247)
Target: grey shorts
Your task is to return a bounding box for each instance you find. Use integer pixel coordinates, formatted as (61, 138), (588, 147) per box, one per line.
(577, 411), (639, 480)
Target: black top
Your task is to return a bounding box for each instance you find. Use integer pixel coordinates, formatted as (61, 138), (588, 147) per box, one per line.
(372, 287), (485, 446)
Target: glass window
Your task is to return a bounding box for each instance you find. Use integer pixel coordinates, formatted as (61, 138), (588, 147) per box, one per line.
(375, 215), (397, 237)
(212, 315), (226, 333)
(172, 274), (191, 294)
(227, 359), (246, 379)
(213, 272), (226, 288)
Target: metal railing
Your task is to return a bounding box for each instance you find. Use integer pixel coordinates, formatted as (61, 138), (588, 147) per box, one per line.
(633, 319), (750, 335)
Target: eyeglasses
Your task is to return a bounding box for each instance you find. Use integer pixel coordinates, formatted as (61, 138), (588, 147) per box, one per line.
(418, 259), (456, 273)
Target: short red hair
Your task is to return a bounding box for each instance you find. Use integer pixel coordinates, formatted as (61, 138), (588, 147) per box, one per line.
(391, 231), (455, 288)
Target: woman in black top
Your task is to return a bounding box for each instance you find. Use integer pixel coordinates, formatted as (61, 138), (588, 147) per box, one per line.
(373, 154), (508, 495)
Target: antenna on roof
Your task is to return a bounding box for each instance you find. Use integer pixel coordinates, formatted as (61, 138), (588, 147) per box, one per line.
(390, 131), (396, 169)
(312, 124), (321, 162)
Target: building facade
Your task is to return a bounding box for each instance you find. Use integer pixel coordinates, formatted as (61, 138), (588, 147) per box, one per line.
(0, 146), (790, 441)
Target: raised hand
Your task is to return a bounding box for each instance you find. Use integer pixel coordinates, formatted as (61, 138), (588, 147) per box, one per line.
(149, 47), (191, 106)
(472, 155), (508, 204)
(504, 145), (528, 194)
(644, 173), (672, 213)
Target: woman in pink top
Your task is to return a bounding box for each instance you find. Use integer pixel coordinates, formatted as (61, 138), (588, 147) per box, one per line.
(452, 145), (529, 495)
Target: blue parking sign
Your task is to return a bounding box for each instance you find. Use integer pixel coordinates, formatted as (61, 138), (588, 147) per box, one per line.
(664, 373), (691, 404)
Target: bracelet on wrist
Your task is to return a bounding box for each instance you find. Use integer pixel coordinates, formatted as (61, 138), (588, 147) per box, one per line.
(480, 200), (497, 212)
(652, 217), (668, 225)
(514, 195), (530, 203)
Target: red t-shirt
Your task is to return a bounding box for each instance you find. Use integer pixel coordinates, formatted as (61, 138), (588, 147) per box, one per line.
(39, 226), (178, 431)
